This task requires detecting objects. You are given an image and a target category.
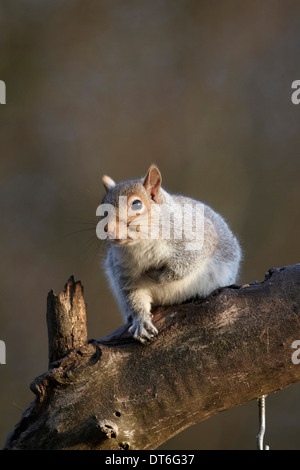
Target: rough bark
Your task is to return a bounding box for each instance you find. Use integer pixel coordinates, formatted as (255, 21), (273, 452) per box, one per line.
(4, 264), (300, 450)
(46, 276), (88, 366)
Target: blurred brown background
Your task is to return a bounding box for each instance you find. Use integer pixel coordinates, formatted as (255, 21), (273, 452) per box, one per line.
(0, 0), (299, 449)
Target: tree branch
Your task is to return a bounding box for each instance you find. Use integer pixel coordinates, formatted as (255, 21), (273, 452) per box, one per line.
(4, 264), (300, 450)
(46, 276), (87, 366)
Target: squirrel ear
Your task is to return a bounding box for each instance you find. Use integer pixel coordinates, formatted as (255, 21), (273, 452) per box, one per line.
(143, 164), (162, 201)
(102, 175), (116, 191)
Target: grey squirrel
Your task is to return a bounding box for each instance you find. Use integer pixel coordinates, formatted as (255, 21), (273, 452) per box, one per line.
(100, 164), (241, 343)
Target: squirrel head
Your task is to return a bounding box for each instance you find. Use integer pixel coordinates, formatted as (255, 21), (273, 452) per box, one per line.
(100, 165), (162, 245)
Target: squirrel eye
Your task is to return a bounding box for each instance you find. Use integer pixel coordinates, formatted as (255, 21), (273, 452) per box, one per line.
(130, 199), (143, 211)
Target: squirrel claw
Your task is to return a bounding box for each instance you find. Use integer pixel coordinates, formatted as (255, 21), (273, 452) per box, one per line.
(128, 319), (158, 343)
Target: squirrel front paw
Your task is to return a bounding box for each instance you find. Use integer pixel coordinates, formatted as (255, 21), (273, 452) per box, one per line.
(128, 318), (158, 343)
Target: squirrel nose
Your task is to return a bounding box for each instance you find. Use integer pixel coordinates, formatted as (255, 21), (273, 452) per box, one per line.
(104, 223), (116, 239)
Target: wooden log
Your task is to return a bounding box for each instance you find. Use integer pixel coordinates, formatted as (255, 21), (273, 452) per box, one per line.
(46, 276), (88, 366)
(4, 264), (300, 450)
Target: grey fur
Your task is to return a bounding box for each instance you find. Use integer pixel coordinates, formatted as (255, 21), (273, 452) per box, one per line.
(101, 166), (242, 343)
